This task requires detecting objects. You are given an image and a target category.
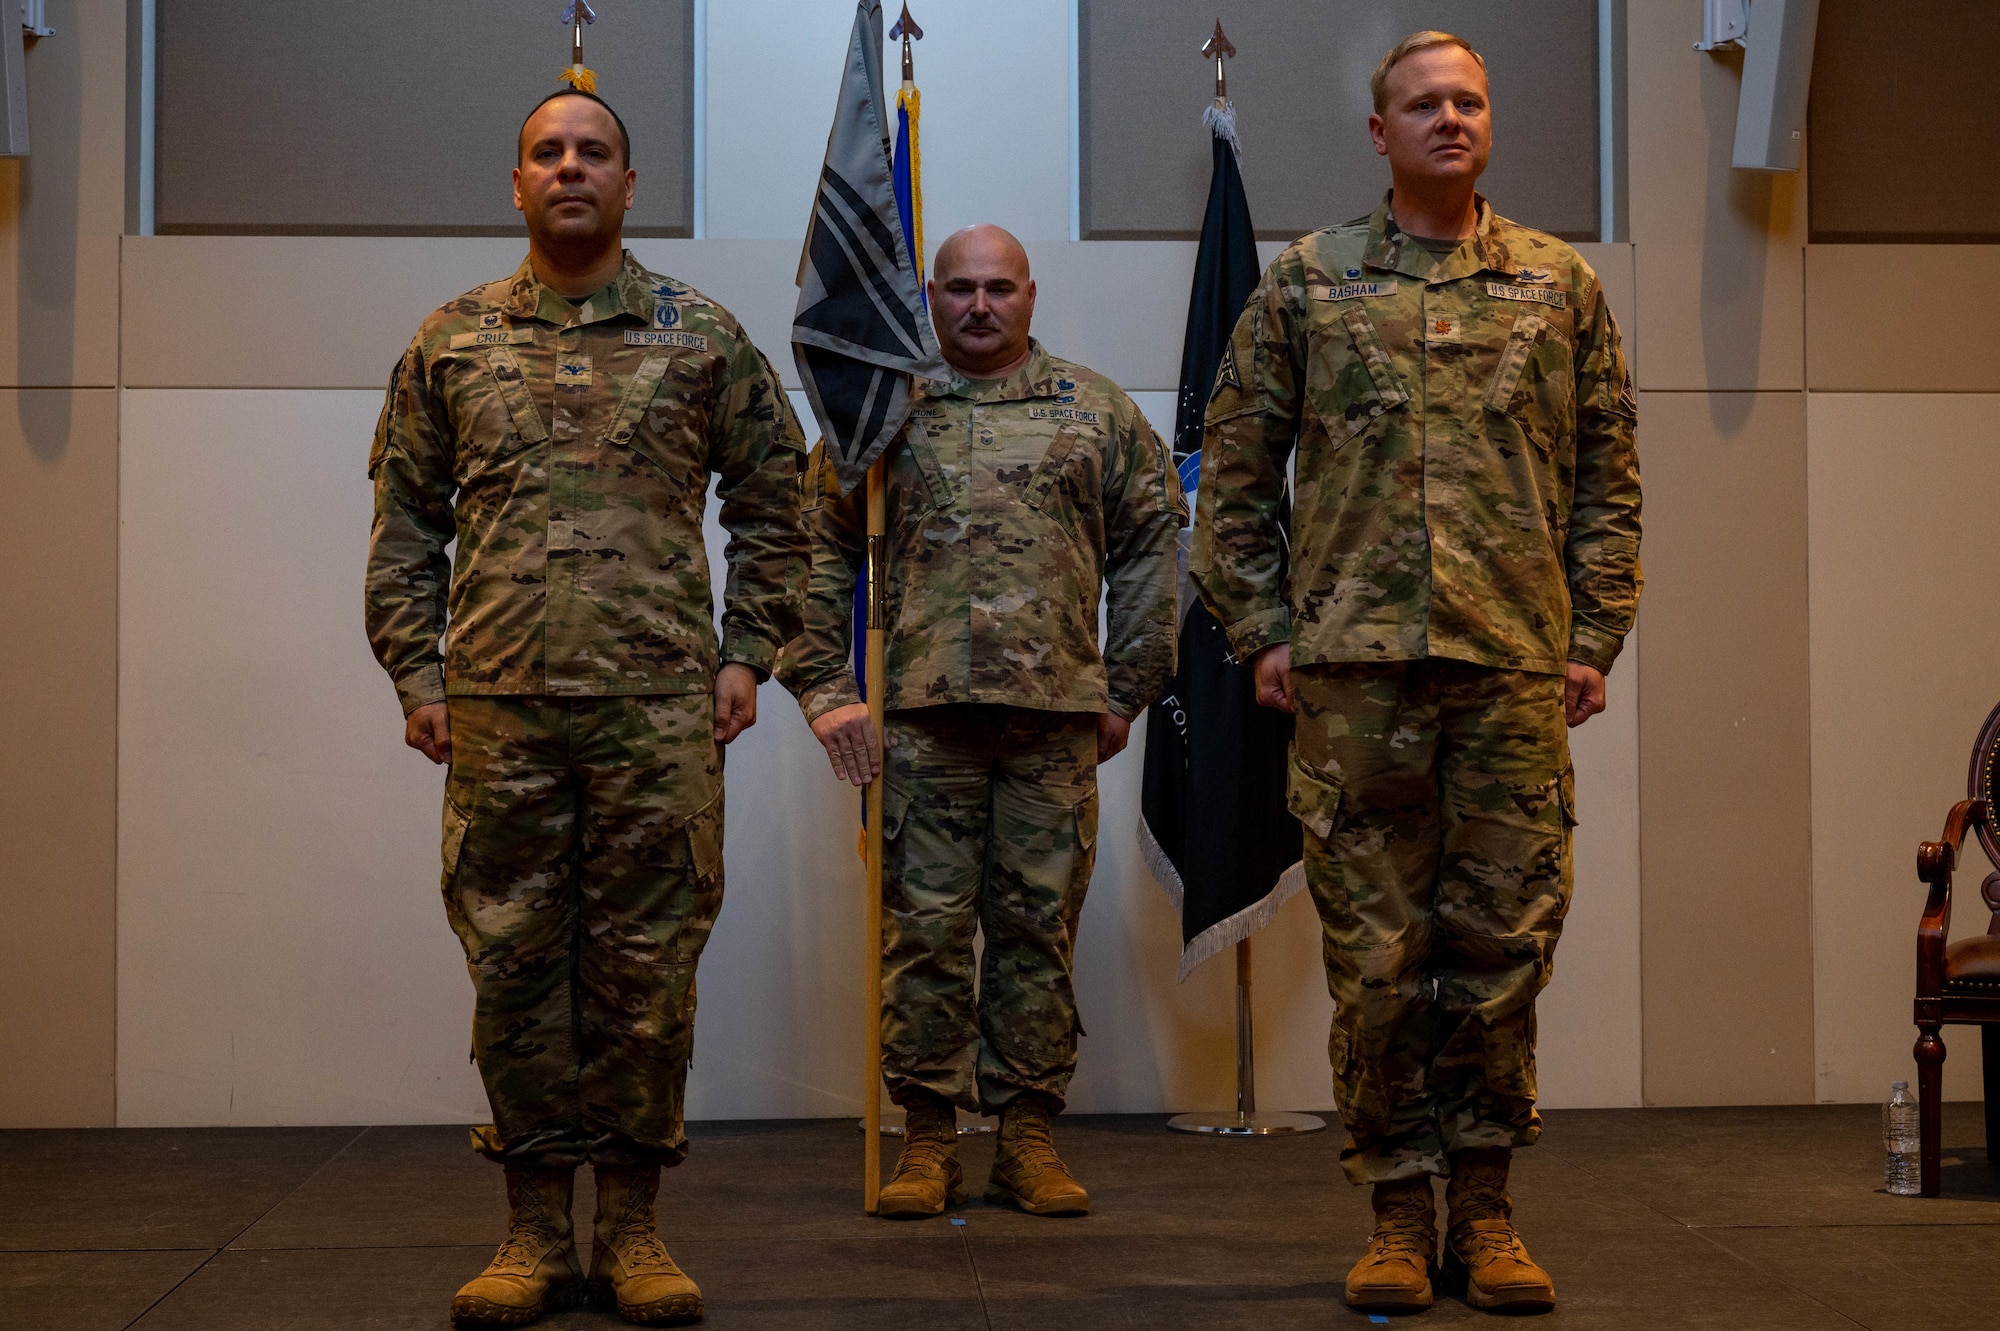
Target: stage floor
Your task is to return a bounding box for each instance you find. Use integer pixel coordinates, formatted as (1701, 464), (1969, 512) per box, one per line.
(4, 1104), (1998, 1329)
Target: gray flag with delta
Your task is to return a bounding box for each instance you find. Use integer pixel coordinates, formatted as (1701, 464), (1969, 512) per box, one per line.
(792, 0), (943, 496)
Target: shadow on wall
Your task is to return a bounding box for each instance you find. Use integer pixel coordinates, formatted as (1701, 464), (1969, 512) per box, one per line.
(1698, 47), (1796, 435)
(14, 26), (79, 459)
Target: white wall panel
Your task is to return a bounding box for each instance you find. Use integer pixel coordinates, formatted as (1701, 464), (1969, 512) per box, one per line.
(1808, 393), (2000, 1105)
(116, 382), (1640, 1123)
(703, 0), (1071, 245)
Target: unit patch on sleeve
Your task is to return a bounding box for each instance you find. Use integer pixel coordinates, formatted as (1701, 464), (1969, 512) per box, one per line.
(1486, 282), (1568, 309)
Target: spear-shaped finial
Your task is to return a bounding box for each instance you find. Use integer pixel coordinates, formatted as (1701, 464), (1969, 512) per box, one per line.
(890, 3), (924, 84)
(1202, 19), (1236, 103)
(559, 0), (599, 94)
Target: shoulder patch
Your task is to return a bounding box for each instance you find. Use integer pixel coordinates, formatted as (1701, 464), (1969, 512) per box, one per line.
(1211, 345), (1242, 396)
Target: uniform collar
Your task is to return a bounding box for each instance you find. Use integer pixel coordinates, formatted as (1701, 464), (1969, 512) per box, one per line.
(502, 250), (655, 326)
(923, 340), (1065, 404)
(1361, 191), (1509, 286)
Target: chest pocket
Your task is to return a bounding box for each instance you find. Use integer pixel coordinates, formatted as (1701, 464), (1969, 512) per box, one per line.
(1308, 304), (1411, 446)
(449, 346), (549, 486)
(1023, 424), (1103, 542)
(615, 354), (710, 487)
(894, 428), (949, 533)
(1483, 313), (1576, 454)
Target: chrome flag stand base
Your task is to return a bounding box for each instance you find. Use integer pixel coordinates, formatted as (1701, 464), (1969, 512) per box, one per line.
(1168, 1109), (1324, 1136)
(861, 1113), (997, 1137)
(1168, 938), (1326, 1137)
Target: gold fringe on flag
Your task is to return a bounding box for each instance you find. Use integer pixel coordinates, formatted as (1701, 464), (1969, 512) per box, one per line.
(559, 64), (598, 93)
(897, 84), (923, 286)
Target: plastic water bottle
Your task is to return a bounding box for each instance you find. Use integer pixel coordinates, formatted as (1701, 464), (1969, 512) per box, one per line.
(1883, 1080), (1921, 1196)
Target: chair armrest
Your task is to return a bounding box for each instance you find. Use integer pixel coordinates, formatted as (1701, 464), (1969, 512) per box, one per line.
(1917, 799), (1986, 994)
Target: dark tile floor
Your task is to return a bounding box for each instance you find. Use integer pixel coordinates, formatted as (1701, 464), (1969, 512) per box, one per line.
(4, 1105), (1997, 1330)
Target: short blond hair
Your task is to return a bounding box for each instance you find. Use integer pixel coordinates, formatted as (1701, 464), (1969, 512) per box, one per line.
(1370, 30), (1488, 113)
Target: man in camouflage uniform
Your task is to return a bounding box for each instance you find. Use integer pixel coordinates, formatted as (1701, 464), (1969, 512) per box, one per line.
(779, 224), (1184, 1219)
(365, 89), (805, 1328)
(1192, 32), (1640, 1315)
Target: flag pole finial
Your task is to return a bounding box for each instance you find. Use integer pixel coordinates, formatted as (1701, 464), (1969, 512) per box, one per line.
(890, 4), (924, 84)
(1202, 19), (1236, 104)
(559, 0), (599, 94)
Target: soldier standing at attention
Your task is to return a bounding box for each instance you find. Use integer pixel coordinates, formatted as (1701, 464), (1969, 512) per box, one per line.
(779, 224), (1184, 1220)
(365, 89), (805, 1328)
(1193, 32), (1640, 1315)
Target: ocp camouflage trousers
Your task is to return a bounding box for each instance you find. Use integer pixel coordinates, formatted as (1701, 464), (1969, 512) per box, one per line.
(1288, 661), (1574, 1185)
(881, 704), (1099, 1115)
(442, 693), (724, 1170)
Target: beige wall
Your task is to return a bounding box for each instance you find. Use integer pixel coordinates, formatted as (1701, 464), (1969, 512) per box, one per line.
(7, 0), (2000, 1127)
(1626, 0), (1817, 1105)
(0, 0), (124, 1127)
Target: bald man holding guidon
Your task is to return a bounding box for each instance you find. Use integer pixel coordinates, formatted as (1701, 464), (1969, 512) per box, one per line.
(779, 225), (1186, 1219)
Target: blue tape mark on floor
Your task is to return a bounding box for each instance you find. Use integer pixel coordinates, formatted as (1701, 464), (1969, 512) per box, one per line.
(1369, 1317), (1389, 1325)
(950, 1217), (967, 1226)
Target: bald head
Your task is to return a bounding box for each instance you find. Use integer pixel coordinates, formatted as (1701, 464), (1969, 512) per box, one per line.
(929, 225), (1037, 378)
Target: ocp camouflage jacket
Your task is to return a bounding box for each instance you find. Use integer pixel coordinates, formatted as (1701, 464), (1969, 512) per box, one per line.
(365, 252), (807, 715)
(778, 342), (1186, 723)
(1192, 195), (1642, 676)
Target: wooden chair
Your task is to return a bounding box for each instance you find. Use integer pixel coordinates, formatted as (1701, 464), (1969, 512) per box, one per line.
(1913, 702), (2000, 1196)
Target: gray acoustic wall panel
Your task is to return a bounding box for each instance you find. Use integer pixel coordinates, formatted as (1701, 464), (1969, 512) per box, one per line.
(156, 0), (693, 236)
(1808, 0), (2000, 242)
(1080, 1), (1599, 241)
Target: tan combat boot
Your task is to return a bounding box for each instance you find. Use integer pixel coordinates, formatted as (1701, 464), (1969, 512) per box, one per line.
(1344, 1175), (1437, 1313)
(879, 1093), (966, 1218)
(985, 1093), (1089, 1216)
(590, 1164), (703, 1325)
(449, 1164), (586, 1328)
(1442, 1147), (1555, 1313)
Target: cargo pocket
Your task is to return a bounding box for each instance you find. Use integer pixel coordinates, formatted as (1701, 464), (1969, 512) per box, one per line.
(1074, 788), (1099, 852)
(438, 796), (476, 957)
(684, 788), (725, 884)
(1557, 764), (1578, 828)
(441, 797), (471, 882)
(1286, 752), (1344, 843)
(1066, 788), (1099, 924)
(879, 781), (912, 844)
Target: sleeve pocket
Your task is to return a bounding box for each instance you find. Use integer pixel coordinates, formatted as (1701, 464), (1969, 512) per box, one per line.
(1286, 753), (1344, 842)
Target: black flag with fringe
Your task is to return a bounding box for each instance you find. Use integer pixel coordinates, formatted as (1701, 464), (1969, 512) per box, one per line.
(1138, 103), (1304, 981)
